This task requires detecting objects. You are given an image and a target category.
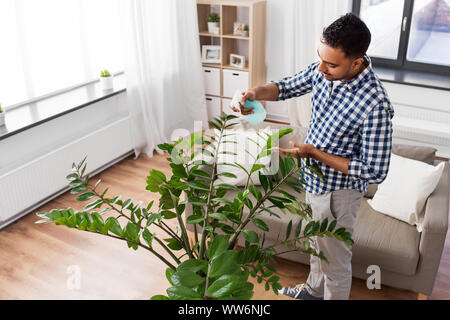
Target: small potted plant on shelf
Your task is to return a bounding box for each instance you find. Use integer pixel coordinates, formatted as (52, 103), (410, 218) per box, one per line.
(207, 13), (220, 34)
(243, 24), (249, 37)
(0, 103), (5, 127)
(99, 69), (114, 91)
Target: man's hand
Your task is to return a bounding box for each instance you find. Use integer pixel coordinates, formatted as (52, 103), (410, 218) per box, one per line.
(272, 141), (314, 158)
(230, 90), (256, 115)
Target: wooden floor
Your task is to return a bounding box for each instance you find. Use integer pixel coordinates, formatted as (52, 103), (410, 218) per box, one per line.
(0, 153), (449, 300)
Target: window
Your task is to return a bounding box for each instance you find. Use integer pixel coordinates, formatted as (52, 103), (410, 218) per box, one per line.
(353, 0), (450, 76)
(0, 0), (125, 109)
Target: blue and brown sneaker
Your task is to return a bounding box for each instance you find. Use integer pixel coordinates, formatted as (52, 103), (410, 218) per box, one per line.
(278, 283), (324, 300)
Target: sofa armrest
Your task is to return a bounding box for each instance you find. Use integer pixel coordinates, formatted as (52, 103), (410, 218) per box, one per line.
(422, 161), (449, 234)
(414, 161), (449, 295)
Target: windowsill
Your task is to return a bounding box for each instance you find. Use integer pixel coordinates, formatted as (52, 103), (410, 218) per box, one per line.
(0, 74), (127, 141)
(373, 66), (450, 92)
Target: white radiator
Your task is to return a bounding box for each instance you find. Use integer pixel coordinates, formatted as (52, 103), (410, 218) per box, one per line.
(0, 117), (133, 229)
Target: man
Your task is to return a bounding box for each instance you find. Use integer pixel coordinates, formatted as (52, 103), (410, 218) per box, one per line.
(232, 13), (394, 300)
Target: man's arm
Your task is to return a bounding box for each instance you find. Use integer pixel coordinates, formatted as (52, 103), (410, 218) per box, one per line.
(276, 142), (350, 175)
(235, 62), (318, 114)
(309, 146), (350, 175)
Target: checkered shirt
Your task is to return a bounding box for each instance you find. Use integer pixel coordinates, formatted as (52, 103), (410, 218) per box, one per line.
(272, 55), (395, 195)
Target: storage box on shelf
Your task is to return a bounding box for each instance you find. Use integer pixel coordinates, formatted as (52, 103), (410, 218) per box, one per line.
(197, 0), (266, 120)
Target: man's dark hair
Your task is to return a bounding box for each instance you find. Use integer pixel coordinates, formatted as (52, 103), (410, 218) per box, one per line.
(322, 13), (371, 58)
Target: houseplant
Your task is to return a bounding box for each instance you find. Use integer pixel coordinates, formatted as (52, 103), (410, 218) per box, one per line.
(243, 24), (249, 37)
(99, 69), (113, 90)
(0, 103), (5, 127)
(35, 113), (354, 300)
(207, 12), (220, 34)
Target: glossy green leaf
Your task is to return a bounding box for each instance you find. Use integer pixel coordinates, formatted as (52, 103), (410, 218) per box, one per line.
(251, 218), (269, 232)
(242, 230), (259, 244)
(186, 215), (204, 224)
(206, 235), (229, 260)
(76, 192), (95, 202)
(206, 275), (241, 298)
(209, 251), (239, 278)
(166, 286), (202, 300)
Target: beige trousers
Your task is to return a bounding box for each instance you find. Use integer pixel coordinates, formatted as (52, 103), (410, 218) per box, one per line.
(305, 189), (364, 300)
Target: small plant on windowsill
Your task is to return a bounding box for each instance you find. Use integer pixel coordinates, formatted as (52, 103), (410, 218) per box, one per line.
(0, 103), (5, 127)
(35, 113), (354, 300)
(99, 69), (113, 91)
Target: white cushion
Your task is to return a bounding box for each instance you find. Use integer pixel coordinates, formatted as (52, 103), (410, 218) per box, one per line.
(214, 126), (273, 186)
(367, 153), (445, 232)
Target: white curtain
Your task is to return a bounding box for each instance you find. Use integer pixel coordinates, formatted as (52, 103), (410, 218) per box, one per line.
(267, 0), (351, 127)
(123, 0), (208, 158)
(0, 0), (124, 108)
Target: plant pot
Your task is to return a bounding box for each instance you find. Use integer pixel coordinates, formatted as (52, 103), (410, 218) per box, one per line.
(243, 30), (248, 37)
(208, 22), (219, 34)
(100, 76), (114, 90)
(0, 112), (5, 126)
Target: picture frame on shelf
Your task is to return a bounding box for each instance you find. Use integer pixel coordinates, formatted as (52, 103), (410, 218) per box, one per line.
(233, 22), (245, 36)
(230, 53), (246, 68)
(202, 45), (221, 64)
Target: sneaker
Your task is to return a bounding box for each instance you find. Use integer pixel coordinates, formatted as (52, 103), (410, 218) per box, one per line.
(278, 283), (324, 300)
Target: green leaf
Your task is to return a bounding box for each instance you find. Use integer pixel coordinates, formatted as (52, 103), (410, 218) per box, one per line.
(166, 286), (202, 300)
(187, 196), (207, 206)
(187, 181), (210, 191)
(328, 220), (337, 232)
(125, 222), (139, 241)
(215, 183), (240, 191)
(295, 219), (303, 238)
(76, 192), (95, 202)
(251, 218), (269, 232)
(242, 230), (259, 244)
(142, 228), (155, 247)
(217, 172), (237, 179)
(166, 268), (175, 286)
(206, 235), (229, 260)
(171, 270), (205, 288)
(177, 259), (208, 273)
(83, 199), (103, 211)
(163, 238), (183, 251)
(69, 179), (84, 188)
(161, 210), (177, 219)
(285, 220), (292, 240)
(220, 224), (235, 234)
(106, 217), (122, 237)
(206, 275), (241, 299)
(304, 221), (316, 236)
(186, 215), (204, 224)
(248, 184), (262, 201)
(170, 163), (187, 179)
(258, 172), (269, 192)
(122, 198), (133, 211)
(320, 218), (329, 233)
(208, 213), (228, 221)
(150, 295), (170, 300)
(66, 173), (79, 181)
(209, 251), (239, 278)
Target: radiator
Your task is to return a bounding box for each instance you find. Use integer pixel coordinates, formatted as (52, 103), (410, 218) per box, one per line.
(0, 117), (133, 229)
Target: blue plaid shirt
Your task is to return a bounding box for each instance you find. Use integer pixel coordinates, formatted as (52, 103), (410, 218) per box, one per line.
(272, 55), (394, 195)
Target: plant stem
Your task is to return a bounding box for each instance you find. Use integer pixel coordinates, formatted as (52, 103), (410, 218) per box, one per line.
(78, 228), (177, 270)
(228, 166), (300, 249)
(198, 124), (225, 260)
